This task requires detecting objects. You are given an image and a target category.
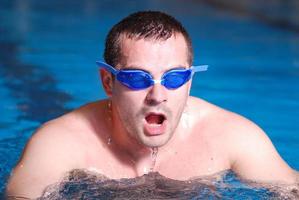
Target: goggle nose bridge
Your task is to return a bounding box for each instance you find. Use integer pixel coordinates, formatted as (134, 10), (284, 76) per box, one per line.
(152, 79), (163, 84)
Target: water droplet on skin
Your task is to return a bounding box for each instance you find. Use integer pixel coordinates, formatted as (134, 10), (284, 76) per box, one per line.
(107, 137), (112, 145)
(150, 147), (158, 172)
(181, 111), (190, 128)
(107, 100), (112, 122)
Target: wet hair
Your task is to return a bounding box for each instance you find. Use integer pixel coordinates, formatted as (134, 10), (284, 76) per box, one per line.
(104, 11), (194, 67)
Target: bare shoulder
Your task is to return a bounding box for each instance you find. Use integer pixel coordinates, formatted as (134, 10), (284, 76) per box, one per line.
(6, 100), (107, 199)
(189, 96), (297, 183)
(189, 96), (274, 143)
(187, 96), (260, 135)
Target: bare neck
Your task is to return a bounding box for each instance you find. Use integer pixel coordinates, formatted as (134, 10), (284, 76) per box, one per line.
(106, 101), (157, 174)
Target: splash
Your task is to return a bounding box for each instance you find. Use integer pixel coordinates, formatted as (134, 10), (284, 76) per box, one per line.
(35, 169), (298, 200)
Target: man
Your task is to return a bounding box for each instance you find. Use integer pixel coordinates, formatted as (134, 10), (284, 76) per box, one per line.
(6, 11), (297, 199)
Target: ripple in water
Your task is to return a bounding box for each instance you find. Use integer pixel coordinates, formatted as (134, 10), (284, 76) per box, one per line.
(31, 169), (298, 200)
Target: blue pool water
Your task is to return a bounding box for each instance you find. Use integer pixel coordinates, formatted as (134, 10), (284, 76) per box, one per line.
(0, 0), (298, 198)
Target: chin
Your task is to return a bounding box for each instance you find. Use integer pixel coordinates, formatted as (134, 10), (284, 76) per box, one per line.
(143, 142), (165, 148)
(140, 134), (172, 148)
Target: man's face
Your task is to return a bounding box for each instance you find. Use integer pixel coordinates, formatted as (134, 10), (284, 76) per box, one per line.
(111, 33), (191, 147)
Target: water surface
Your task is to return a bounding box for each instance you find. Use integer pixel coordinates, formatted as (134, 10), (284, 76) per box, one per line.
(36, 169), (298, 199)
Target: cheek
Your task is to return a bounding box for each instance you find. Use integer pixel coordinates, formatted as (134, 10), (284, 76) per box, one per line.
(112, 85), (146, 114)
(170, 84), (190, 103)
(169, 86), (189, 116)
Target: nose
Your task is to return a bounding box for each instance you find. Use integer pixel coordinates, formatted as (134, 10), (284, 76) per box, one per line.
(145, 83), (167, 106)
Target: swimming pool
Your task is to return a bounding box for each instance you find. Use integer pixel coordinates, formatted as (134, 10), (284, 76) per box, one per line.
(0, 0), (298, 198)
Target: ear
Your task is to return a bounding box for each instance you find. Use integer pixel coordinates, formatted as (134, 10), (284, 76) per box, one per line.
(100, 69), (113, 97)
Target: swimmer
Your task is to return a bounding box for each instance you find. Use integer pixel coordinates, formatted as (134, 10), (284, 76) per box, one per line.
(6, 11), (298, 199)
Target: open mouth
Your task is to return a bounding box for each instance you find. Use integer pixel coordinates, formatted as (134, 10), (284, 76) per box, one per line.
(144, 112), (167, 136)
(145, 113), (166, 125)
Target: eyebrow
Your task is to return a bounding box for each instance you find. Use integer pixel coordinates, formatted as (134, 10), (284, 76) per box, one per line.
(121, 65), (187, 71)
(121, 65), (145, 70)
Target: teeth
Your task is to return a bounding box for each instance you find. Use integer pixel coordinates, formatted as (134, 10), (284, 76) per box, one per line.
(149, 123), (162, 127)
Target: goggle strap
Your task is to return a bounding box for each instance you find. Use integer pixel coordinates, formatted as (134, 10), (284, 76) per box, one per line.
(191, 65), (209, 73)
(96, 61), (118, 75)
(152, 79), (162, 84)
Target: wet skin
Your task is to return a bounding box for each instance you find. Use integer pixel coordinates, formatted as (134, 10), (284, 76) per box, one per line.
(6, 34), (298, 199)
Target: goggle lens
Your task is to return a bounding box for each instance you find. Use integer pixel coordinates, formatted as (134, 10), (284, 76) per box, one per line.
(117, 69), (191, 90)
(162, 70), (192, 89)
(96, 61), (208, 90)
(117, 70), (152, 89)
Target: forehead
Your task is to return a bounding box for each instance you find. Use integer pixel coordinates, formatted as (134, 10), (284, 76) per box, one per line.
(118, 33), (189, 71)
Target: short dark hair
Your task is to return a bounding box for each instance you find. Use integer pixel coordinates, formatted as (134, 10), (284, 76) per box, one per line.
(104, 11), (193, 67)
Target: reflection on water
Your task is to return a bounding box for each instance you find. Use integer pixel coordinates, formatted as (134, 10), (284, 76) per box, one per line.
(33, 169), (298, 200)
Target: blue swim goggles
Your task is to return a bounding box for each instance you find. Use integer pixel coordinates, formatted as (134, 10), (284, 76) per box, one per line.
(96, 61), (208, 90)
